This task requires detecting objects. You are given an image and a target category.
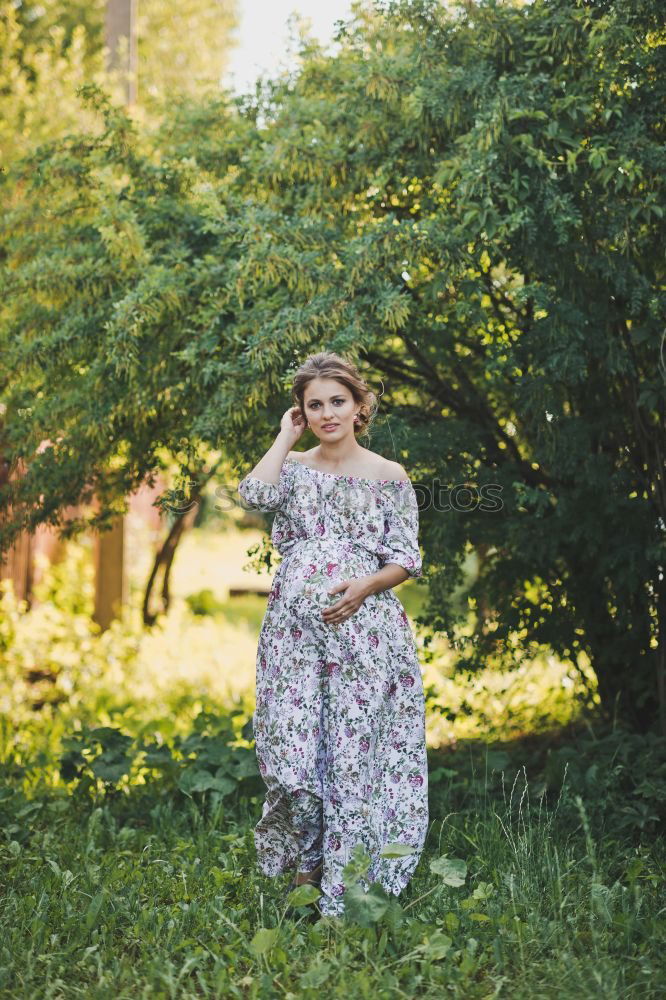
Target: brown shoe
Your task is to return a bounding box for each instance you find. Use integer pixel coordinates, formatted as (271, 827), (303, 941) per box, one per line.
(289, 861), (323, 891)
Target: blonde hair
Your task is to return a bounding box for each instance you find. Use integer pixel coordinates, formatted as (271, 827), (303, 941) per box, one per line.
(291, 351), (378, 439)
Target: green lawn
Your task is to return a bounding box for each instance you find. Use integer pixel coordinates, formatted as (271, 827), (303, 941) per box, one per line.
(1, 530), (664, 998)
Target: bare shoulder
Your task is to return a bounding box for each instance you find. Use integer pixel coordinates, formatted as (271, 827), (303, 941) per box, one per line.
(382, 459), (410, 481)
(287, 450), (306, 464)
(363, 451), (409, 480)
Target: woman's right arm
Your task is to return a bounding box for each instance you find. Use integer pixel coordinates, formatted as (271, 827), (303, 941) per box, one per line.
(245, 406), (305, 485)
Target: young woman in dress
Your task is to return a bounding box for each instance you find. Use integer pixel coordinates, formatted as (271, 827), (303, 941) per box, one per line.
(237, 351), (428, 918)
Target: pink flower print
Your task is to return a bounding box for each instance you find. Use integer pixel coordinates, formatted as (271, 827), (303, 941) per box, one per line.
(359, 736), (370, 752)
(330, 883), (346, 897)
(400, 673), (415, 688)
(385, 807), (396, 820)
(344, 725), (354, 738)
(290, 626), (302, 640)
(390, 772), (401, 784)
(315, 520), (325, 537)
(327, 833), (341, 850)
(409, 773), (424, 787)
(326, 661), (340, 677)
(274, 530), (283, 541)
(400, 610), (408, 625)
(258, 758), (267, 775)
(368, 632), (379, 649)
(276, 628), (285, 639)
(305, 563), (317, 578)
(260, 655), (266, 669)
(389, 682), (398, 696)
(326, 562), (340, 577)
(298, 731), (308, 742)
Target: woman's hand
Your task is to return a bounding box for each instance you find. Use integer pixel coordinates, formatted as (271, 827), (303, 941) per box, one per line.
(321, 577), (372, 625)
(279, 405), (307, 445)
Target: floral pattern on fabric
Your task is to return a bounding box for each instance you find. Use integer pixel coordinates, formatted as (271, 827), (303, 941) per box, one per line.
(237, 458), (428, 917)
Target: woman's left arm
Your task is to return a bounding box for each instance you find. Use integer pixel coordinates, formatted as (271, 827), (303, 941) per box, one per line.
(321, 566), (409, 625)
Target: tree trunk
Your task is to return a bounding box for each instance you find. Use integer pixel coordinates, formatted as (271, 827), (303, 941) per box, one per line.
(105, 0), (138, 106)
(142, 502), (198, 625)
(141, 458), (223, 625)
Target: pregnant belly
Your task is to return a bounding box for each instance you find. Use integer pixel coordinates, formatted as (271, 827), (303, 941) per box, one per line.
(273, 539), (379, 616)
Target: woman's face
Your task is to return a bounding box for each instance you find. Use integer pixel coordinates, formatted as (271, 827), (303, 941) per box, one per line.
(302, 377), (357, 441)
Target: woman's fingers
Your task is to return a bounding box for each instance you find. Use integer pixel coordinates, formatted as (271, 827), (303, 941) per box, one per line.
(324, 599), (348, 615)
(323, 602), (360, 623)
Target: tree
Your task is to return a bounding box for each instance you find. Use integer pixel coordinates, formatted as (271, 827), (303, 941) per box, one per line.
(1, 0), (664, 730)
(137, 0), (238, 111)
(0, 0), (238, 616)
(0, 0), (238, 167)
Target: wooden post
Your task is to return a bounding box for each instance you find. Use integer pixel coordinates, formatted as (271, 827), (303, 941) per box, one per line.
(105, 0), (138, 107)
(0, 457), (34, 608)
(92, 513), (126, 630)
(88, 0), (139, 628)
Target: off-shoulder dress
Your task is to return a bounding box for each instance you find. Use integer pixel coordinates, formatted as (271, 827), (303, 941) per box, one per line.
(237, 457), (428, 917)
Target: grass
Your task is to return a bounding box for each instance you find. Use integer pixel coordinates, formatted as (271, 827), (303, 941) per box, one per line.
(0, 523), (664, 998)
(2, 729), (663, 999)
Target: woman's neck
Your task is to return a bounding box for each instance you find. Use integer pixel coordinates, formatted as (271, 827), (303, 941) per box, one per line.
(313, 442), (366, 469)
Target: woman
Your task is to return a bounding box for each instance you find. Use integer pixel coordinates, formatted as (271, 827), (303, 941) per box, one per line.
(237, 351), (428, 919)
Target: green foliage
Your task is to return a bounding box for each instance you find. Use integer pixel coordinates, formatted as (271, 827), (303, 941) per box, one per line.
(1, 0), (664, 726)
(380, 841), (418, 858)
(1, 715), (665, 997)
(184, 587), (227, 616)
(541, 727), (666, 838)
(0, 0), (238, 169)
(136, 0), (238, 111)
(286, 883), (321, 907)
(429, 855), (468, 886)
(1, 566), (666, 995)
(0, 0), (108, 167)
(56, 710), (261, 803)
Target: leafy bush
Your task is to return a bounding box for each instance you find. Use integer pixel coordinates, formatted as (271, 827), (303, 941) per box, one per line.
(57, 709), (260, 804)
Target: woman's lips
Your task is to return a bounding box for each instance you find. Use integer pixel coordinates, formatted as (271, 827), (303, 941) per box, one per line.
(322, 424), (339, 431)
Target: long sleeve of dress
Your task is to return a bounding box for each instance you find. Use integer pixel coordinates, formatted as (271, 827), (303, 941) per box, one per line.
(376, 482), (423, 578)
(238, 458), (295, 513)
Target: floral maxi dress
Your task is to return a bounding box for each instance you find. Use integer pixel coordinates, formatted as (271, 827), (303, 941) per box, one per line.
(237, 458), (428, 916)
